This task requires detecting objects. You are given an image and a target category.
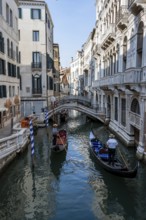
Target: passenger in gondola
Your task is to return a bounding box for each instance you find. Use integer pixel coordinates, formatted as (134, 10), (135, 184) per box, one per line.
(52, 124), (58, 145)
(106, 134), (118, 166)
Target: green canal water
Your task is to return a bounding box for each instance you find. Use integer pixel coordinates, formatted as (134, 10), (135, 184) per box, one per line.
(0, 111), (146, 220)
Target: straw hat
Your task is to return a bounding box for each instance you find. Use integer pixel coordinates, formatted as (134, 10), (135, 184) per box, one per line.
(109, 134), (115, 138)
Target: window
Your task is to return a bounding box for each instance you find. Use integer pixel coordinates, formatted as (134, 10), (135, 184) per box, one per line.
(8, 63), (16, 77)
(47, 76), (53, 90)
(33, 52), (40, 62)
(7, 38), (9, 56)
(10, 9), (13, 27)
(114, 97), (118, 121)
(48, 19), (50, 29)
(18, 30), (20, 41)
(16, 46), (19, 62)
(32, 74), (42, 94)
(33, 31), (39, 41)
(19, 51), (21, 63)
(32, 52), (41, 68)
(131, 99), (140, 114)
(31, 9), (41, 19)
(12, 86), (15, 96)
(6, 4), (9, 23)
(18, 8), (22, 19)
(17, 66), (20, 78)
(0, 33), (4, 53)
(20, 75), (22, 90)
(9, 86), (11, 97)
(0, 85), (7, 98)
(11, 41), (13, 59)
(0, 58), (5, 75)
(121, 98), (126, 126)
(0, 0), (2, 15)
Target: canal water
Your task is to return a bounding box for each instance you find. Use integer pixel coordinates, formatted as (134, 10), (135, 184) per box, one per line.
(0, 110), (146, 220)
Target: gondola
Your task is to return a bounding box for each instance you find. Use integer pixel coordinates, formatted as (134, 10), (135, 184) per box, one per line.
(89, 131), (138, 178)
(51, 129), (68, 153)
(50, 150), (67, 179)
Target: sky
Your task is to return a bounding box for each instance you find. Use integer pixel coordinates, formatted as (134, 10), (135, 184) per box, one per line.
(46, 0), (96, 68)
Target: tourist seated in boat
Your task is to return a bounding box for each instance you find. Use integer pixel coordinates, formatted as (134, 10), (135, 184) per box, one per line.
(56, 132), (66, 145)
(106, 134), (118, 166)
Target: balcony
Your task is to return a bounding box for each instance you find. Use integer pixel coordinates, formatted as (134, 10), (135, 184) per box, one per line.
(128, 0), (146, 15)
(83, 63), (89, 71)
(32, 88), (42, 97)
(31, 62), (42, 71)
(129, 111), (141, 129)
(92, 68), (145, 92)
(93, 44), (101, 58)
(101, 24), (116, 50)
(116, 6), (129, 30)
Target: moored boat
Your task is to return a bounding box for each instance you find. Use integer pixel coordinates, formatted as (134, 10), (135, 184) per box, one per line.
(89, 131), (138, 178)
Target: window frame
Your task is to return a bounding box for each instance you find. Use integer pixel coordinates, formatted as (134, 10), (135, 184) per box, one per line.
(33, 31), (39, 41)
(31, 9), (41, 19)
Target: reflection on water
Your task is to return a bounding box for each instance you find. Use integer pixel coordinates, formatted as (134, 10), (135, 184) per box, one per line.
(0, 111), (146, 220)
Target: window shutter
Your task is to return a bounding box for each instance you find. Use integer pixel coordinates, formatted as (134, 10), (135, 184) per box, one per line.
(31, 9), (33, 19)
(39, 9), (41, 19)
(3, 85), (6, 97)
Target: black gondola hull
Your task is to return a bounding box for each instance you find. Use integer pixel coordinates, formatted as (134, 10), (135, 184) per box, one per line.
(89, 131), (138, 178)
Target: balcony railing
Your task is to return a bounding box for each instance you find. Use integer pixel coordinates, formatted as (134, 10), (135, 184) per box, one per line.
(31, 62), (42, 70)
(128, 0), (135, 7)
(129, 111), (141, 129)
(93, 44), (101, 57)
(83, 63), (89, 71)
(32, 88), (42, 95)
(116, 6), (129, 30)
(128, 0), (146, 14)
(92, 68), (144, 88)
(101, 23), (116, 49)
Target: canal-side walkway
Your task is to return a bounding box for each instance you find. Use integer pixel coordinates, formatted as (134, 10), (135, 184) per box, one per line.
(0, 123), (12, 139)
(0, 122), (30, 173)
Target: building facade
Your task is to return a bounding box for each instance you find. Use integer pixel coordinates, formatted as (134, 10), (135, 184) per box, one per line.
(60, 67), (70, 95)
(71, 0), (146, 157)
(92, 0), (146, 154)
(18, 0), (54, 116)
(53, 43), (60, 97)
(0, 0), (20, 128)
(70, 51), (83, 96)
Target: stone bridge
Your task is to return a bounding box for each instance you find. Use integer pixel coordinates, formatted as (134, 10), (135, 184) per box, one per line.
(48, 95), (106, 123)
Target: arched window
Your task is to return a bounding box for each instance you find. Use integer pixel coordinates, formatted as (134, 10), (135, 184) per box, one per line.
(137, 21), (144, 67)
(131, 98), (140, 114)
(123, 36), (127, 71)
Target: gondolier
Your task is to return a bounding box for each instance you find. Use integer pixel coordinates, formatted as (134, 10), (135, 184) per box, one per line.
(52, 124), (58, 145)
(106, 134), (118, 166)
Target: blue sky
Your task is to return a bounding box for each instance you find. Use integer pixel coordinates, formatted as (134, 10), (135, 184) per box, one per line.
(46, 0), (96, 67)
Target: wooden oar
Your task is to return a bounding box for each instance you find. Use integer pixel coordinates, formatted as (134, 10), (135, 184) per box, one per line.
(117, 148), (129, 169)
